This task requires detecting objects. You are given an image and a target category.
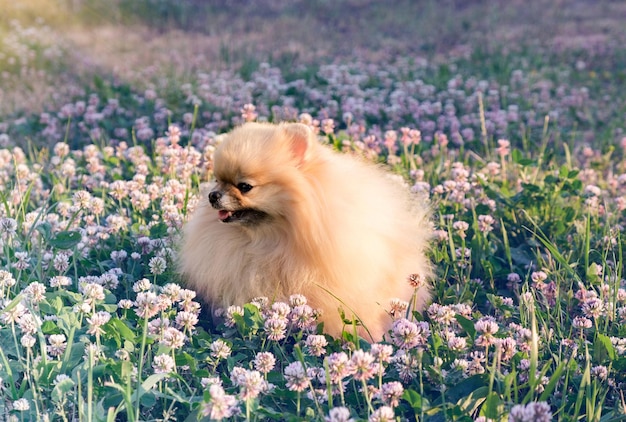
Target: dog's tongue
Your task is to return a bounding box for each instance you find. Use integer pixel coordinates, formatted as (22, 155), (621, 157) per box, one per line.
(218, 210), (232, 221)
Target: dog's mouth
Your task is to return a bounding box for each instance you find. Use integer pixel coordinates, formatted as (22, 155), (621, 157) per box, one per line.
(217, 208), (268, 224)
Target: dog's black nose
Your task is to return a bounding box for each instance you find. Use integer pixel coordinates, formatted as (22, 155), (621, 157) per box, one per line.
(208, 191), (222, 205)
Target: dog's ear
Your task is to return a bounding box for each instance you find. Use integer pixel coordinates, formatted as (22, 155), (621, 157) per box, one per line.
(280, 123), (314, 165)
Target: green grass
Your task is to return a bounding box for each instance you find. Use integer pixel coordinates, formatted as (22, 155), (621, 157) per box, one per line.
(2, 1), (626, 420)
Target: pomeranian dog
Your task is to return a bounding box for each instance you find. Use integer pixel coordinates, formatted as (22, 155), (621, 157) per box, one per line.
(180, 122), (431, 341)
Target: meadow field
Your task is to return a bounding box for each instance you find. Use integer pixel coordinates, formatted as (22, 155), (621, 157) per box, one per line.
(1, 0), (626, 420)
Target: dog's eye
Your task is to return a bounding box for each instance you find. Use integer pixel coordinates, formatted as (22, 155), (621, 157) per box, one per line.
(236, 182), (253, 193)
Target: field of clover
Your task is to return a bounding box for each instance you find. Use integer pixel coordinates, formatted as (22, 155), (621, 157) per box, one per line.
(3, 18), (626, 421)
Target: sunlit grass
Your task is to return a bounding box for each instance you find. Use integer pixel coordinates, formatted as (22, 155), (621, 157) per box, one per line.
(1, 1), (626, 420)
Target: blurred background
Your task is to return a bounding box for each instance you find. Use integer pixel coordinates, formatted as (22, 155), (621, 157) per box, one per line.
(1, 0), (625, 116)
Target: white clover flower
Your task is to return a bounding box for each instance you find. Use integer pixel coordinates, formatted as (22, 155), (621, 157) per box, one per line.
(368, 406), (395, 422)
(225, 305), (244, 328)
(175, 311), (199, 331)
(264, 314), (288, 341)
(201, 384), (238, 420)
(230, 367), (267, 399)
(152, 354), (175, 374)
(161, 327), (186, 349)
(0, 270), (16, 288)
(21, 334), (36, 348)
(325, 407), (354, 422)
(253, 352), (276, 374)
(390, 318), (430, 349)
(508, 402), (552, 422)
(86, 311), (111, 336)
(47, 334), (67, 358)
(380, 381), (404, 408)
(81, 283), (105, 301)
(209, 339), (231, 360)
(305, 335), (328, 357)
(50, 276), (72, 288)
(148, 256), (167, 275)
(133, 278), (152, 293)
(23, 282), (46, 303)
(0, 217), (17, 236)
(350, 349), (377, 381)
(12, 398), (30, 411)
(134, 291), (160, 319)
(326, 352), (355, 384)
(283, 361), (310, 392)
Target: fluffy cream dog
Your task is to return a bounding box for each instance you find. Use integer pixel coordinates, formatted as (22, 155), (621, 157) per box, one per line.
(180, 122), (431, 341)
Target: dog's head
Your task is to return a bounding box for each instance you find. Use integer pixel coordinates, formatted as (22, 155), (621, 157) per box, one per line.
(208, 122), (316, 227)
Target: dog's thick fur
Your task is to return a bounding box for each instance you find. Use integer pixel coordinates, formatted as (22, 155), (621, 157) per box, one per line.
(180, 122), (431, 341)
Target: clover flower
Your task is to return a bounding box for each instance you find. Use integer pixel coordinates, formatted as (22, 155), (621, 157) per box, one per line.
(392, 350), (421, 382)
(0, 217), (17, 236)
(178, 288), (197, 306)
(474, 317), (500, 347)
(12, 398), (30, 411)
(81, 282), (105, 302)
(508, 401), (552, 422)
(572, 316), (593, 329)
(175, 311), (199, 331)
(47, 334), (67, 358)
(477, 215), (495, 233)
(326, 352), (355, 384)
(531, 271), (548, 283)
(368, 406), (395, 422)
(400, 127), (421, 146)
(253, 351), (276, 374)
(13, 251), (30, 270)
(148, 256), (167, 275)
(321, 118), (335, 135)
(497, 337), (518, 361)
(152, 354), (175, 374)
(134, 291), (161, 319)
(0, 270), (16, 288)
(161, 327), (186, 349)
(270, 301), (291, 318)
(447, 334), (468, 352)
(283, 361), (310, 392)
(86, 311), (111, 336)
(201, 384), (238, 420)
(225, 305), (244, 327)
(264, 313), (288, 341)
(467, 351), (486, 376)
(428, 304), (455, 325)
(305, 334), (328, 357)
(581, 297), (606, 319)
(407, 273), (426, 289)
(290, 304), (317, 330)
(388, 298), (409, 319)
(241, 104), (258, 122)
(325, 407), (354, 422)
(250, 296), (269, 311)
(390, 318), (430, 349)
(496, 139), (510, 157)
(21, 334), (36, 348)
(84, 343), (102, 364)
(452, 221), (469, 238)
(1, 301), (26, 324)
(23, 281), (46, 303)
(370, 344), (394, 366)
(379, 381), (404, 408)
(210, 339), (232, 360)
(590, 365), (608, 381)
(118, 299), (134, 309)
(230, 367), (268, 399)
(351, 349), (377, 381)
(50, 275), (72, 288)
